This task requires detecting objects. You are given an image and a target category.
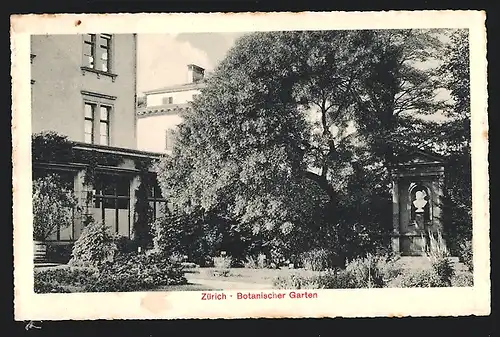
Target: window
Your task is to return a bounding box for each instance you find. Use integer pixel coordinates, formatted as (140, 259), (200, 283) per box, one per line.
(144, 175), (166, 222)
(99, 34), (112, 72)
(93, 174), (130, 236)
(99, 106), (110, 145)
(84, 103), (95, 144)
(162, 96), (173, 105)
(165, 129), (176, 151)
(83, 34), (96, 68)
(84, 101), (112, 145)
(83, 33), (112, 72)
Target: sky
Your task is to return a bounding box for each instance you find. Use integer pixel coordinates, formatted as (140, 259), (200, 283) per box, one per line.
(137, 32), (248, 94)
(136, 31), (453, 123)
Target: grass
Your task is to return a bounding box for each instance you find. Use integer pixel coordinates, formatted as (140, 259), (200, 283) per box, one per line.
(156, 283), (220, 291)
(185, 267), (322, 284)
(37, 282), (218, 293)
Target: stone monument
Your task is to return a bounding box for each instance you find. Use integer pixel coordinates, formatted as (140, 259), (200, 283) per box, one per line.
(390, 148), (446, 256)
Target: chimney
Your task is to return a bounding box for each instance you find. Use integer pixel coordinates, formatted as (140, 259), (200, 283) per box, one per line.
(187, 64), (205, 83)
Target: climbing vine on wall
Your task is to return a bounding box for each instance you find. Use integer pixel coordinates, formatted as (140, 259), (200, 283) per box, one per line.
(32, 131), (124, 186)
(133, 157), (157, 249)
(32, 131), (164, 245)
(32, 131), (125, 225)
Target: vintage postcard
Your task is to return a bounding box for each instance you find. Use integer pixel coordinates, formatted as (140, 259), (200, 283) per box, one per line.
(11, 11), (489, 320)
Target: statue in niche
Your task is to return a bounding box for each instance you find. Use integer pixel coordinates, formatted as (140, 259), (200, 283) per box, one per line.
(413, 191), (428, 212)
(410, 188), (430, 230)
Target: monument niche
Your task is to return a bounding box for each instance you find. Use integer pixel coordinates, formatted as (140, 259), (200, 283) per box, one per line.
(390, 148), (446, 256)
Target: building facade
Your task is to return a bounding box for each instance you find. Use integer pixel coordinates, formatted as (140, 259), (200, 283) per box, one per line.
(31, 34), (165, 246)
(136, 64), (206, 154)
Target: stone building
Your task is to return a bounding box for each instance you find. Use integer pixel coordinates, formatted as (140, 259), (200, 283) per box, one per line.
(136, 64), (207, 154)
(390, 148), (446, 256)
(31, 34), (165, 247)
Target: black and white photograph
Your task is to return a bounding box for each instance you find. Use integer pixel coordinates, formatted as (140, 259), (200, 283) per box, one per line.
(12, 11), (489, 320)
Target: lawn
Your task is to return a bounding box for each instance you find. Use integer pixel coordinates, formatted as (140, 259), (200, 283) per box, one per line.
(156, 283), (220, 291)
(184, 267), (322, 284)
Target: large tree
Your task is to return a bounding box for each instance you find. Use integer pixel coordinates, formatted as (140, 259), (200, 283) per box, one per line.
(435, 29), (472, 253)
(156, 30), (448, 261)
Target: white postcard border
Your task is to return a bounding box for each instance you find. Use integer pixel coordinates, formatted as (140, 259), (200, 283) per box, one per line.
(11, 11), (489, 320)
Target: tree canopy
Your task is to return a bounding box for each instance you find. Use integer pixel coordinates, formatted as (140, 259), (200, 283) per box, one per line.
(155, 29), (471, 261)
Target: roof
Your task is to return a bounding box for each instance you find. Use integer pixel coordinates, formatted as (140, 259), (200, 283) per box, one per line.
(136, 103), (192, 118)
(390, 143), (446, 169)
(72, 141), (165, 159)
(143, 81), (206, 95)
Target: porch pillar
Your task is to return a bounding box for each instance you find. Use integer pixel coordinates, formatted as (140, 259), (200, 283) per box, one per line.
(73, 169), (87, 240)
(129, 175), (141, 239)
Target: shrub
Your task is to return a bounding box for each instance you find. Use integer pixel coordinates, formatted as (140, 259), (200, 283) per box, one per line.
(345, 255), (385, 288)
(430, 257), (455, 286)
(34, 280), (72, 293)
(244, 254), (267, 269)
(152, 213), (219, 267)
(459, 240), (473, 273)
(34, 266), (98, 293)
(272, 269), (363, 290)
(300, 248), (334, 271)
(243, 256), (258, 269)
(451, 271), (474, 287)
(422, 230), (455, 286)
(273, 273), (321, 289)
(213, 256), (232, 269)
(32, 174), (78, 241)
(35, 267), (98, 286)
(68, 218), (118, 268)
(84, 251), (186, 292)
(425, 230), (450, 259)
(388, 268), (449, 288)
(375, 255), (404, 281)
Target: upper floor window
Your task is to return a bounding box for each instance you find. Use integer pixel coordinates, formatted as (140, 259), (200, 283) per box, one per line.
(84, 103), (95, 144)
(83, 33), (112, 72)
(84, 101), (112, 145)
(162, 96), (173, 105)
(99, 106), (110, 146)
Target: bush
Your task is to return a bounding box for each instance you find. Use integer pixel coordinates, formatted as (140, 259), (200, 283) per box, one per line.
(213, 256), (232, 269)
(459, 240), (473, 273)
(35, 267), (98, 286)
(272, 269), (363, 290)
(34, 280), (72, 293)
(430, 257), (455, 286)
(84, 251), (186, 292)
(375, 255), (404, 281)
(300, 248), (337, 271)
(388, 268), (449, 288)
(32, 174), (78, 241)
(244, 254), (268, 269)
(345, 255), (385, 288)
(451, 271), (474, 287)
(273, 273), (321, 289)
(34, 266), (98, 293)
(68, 218), (118, 268)
(152, 213), (218, 267)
